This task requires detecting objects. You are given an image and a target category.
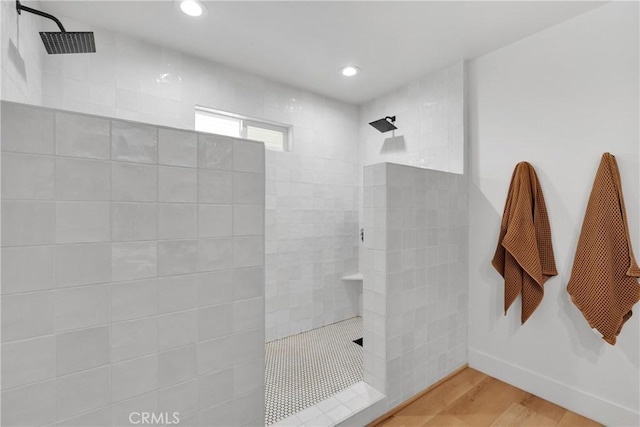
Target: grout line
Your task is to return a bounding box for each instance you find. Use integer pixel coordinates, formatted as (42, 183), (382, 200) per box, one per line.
(51, 113), (60, 425)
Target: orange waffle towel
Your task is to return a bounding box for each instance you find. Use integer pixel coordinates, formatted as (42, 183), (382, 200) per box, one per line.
(492, 162), (558, 324)
(567, 153), (640, 345)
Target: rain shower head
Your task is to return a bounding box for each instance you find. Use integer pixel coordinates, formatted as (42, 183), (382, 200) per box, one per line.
(16, 1), (96, 54)
(369, 116), (397, 133)
(40, 32), (96, 54)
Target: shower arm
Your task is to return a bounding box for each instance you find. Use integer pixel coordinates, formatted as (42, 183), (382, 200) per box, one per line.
(16, 0), (66, 32)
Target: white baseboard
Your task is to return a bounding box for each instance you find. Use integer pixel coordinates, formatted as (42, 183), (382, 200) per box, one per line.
(469, 348), (639, 427)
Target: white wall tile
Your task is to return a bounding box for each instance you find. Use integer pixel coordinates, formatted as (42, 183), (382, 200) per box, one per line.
(198, 270), (233, 306)
(111, 392), (158, 427)
(111, 355), (158, 402)
(367, 164), (468, 404)
(1, 246), (54, 294)
(197, 304), (233, 340)
(232, 172), (264, 204)
(198, 170), (232, 203)
(111, 120), (158, 164)
(158, 274), (199, 314)
(158, 310), (198, 350)
(232, 140), (264, 174)
(198, 204), (232, 237)
(159, 166), (197, 202)
(196, 335), (234, 375)
(111, 162), (157, 202)
(198, 238), (233, 272)
(56, 202), (110, 243)
(233, 297), (264, 332)
(1, 104), (54, 154)
(111, 241), (158, 282)
(198, 134), (233, 170)
(55, 407), (111, 427)
(233, 266), (264, 301)
(159, 203), (197, 239)
(55, 112), (110, 159)
(55, 158), (110, 201)
(159, 127), (197, 167)
(233, 358), (263, 396)
(1, 153), (54, 199)
(111, 318), (158, 363)
(1, 102), (265, 426)
(1, 291), (53, 341)
(1, 201), (55, 246)
(1, 336), (55, 389)
(230, 328), (264, 364)
(111, 278), (158, 322)
(197, 368), (233, 410)
(55, 243), (111, 287)
(56, 367), (111, 421)
(158, 345), (197, 387)
(233, 236), (263, 268)
(54, 285), (110, 332)
(198, 401), (233, 426)
(232, 387), (263, 425)
(233, 205), (264, 236)
(56, 326), (110, 375)
(158, 379), (198, 416)
(158, 240), (198, 276)
(111, 202), (158, 241)
(1, 380), (56, 427)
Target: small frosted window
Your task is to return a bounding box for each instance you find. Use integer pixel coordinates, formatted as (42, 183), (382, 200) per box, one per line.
(195, 106), (290, 152)
(195, 110), (241, 137)
(245, 124), (287, 152)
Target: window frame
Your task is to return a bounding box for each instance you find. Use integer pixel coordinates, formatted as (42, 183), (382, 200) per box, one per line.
(195, 105), (292, 152)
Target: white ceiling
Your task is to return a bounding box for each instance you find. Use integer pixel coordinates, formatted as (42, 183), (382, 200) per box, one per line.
(41, 1), (605, 104)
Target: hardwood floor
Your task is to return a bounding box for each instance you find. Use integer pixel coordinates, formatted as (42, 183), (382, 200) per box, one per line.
(372, 368), (602, 427)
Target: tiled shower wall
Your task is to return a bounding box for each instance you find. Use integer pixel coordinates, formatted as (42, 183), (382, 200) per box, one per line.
(0, 101), (265, 426)
(359, 62), (464, 174)
(1, 0), (44, 104)
(357, 63), (466, 288)
(362, 163), (468, 408)
(265, 150), (360, 340)
(3, 8), (361, 342)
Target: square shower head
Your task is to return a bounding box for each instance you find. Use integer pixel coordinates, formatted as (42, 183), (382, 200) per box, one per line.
(369, 116), (397, 133)
(40, 31), (96, 54)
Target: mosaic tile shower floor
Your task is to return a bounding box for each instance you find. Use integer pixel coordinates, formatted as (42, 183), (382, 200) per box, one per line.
(265, 317), (363, 425)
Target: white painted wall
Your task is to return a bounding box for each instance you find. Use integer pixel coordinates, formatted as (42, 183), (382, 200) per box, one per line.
(467, 2), (639, 425)
(1, 0), (43, 103)
(5, 13), (361, 342)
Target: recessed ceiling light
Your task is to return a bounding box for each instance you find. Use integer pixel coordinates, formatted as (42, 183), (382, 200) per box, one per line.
(341, 66), (360, 77)
(180, 0), (205, 17)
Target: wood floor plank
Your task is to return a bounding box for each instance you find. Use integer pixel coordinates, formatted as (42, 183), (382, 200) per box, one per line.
(557, 411), (603, 427)
(440, 376), (528, 426)
(490, 402), (557, 427)
(396, 368), (487, 417)
(422, 414), (469, 426)
(376, 415), (419, 426)
(371, 368), (602, 427)
(377, 415), (435, 426)
(518, 393), (567, 423)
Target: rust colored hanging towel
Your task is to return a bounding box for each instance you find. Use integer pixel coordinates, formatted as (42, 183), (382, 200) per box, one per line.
(491, 162), (557, 324)
(567, 153), (640, 345)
